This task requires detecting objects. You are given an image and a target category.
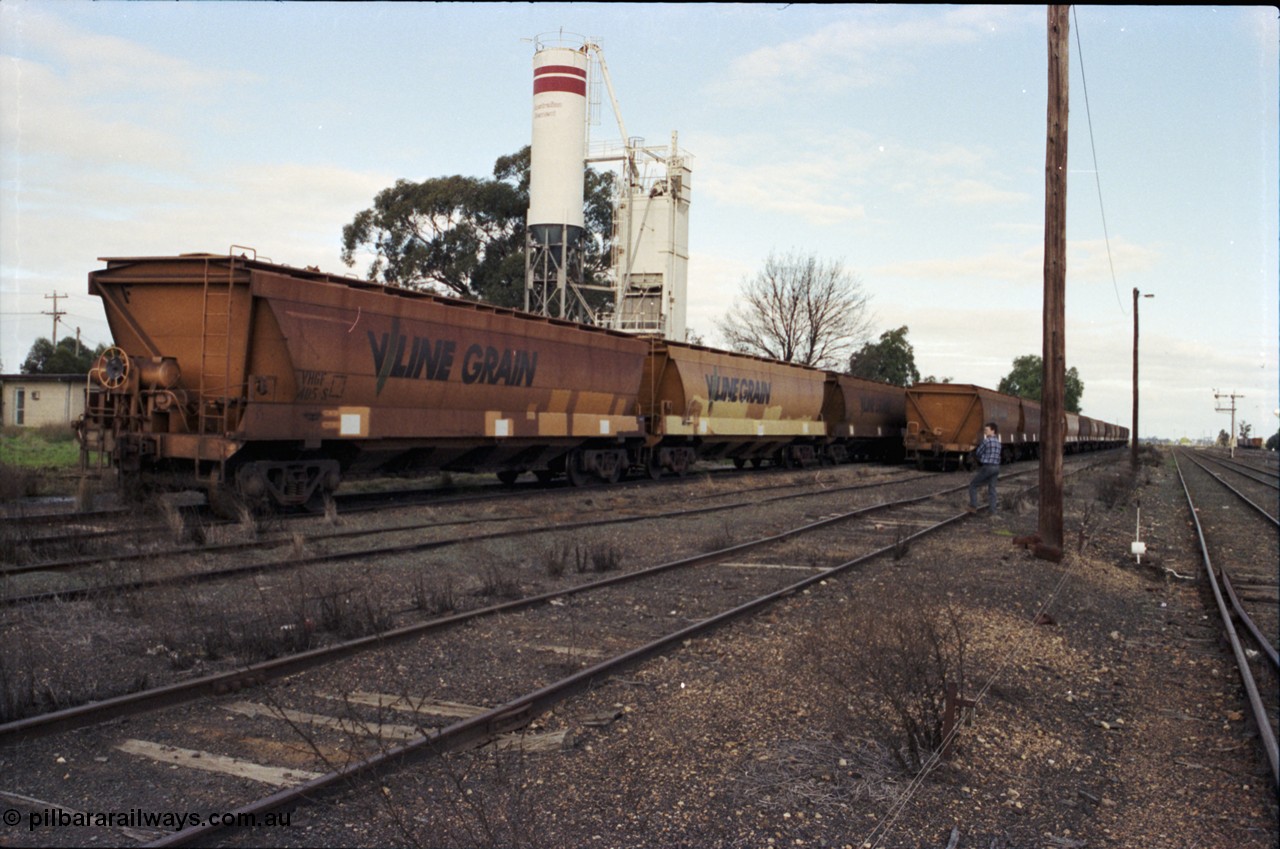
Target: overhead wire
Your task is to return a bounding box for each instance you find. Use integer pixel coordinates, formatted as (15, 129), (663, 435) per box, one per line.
(1073, 6), (1126, 315)
(864, 13), (1128, 844)
(859, 543), (1085, 849)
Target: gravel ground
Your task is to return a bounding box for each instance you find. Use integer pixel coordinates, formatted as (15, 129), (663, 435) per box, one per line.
(207, 449), (1277, 849)
(4, 451), (1277, 849)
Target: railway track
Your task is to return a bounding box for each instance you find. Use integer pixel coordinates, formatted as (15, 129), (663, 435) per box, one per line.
(1196, 451), (1280, 494)
(1173, 449), (1279, 786)
(0, 473), (564, 567)
(0, 462), (890, 569)
(0, 457), (1084, 847)
(0, 465), (925, 605)
(0, 464), (975, 731)
(1208, 447), (1278, 476)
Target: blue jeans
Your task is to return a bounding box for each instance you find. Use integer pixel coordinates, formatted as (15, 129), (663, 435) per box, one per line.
(969, 463), (1000, 511)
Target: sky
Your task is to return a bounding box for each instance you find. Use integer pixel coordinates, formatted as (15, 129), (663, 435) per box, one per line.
(1, 2), (1276, 441)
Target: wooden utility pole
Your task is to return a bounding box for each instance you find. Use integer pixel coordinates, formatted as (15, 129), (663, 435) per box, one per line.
(1132, 288), (1139, 466)
(43, 292), (67, 345)
(1036, 6), (1070, 563)
(1131, 288), (1153, 467)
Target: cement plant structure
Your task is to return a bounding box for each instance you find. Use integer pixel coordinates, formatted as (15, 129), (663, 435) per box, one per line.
(524, 34), (690, 342)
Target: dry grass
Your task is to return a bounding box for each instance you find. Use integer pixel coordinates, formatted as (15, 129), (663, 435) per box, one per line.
(801, 594), (970, 772)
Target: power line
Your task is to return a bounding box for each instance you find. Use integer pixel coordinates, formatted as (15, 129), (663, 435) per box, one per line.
(1072, 7), (1125, 315)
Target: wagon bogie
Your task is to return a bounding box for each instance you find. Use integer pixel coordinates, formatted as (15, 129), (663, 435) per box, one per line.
(639, 444), (696, 478)
(558, 446), (629, 486)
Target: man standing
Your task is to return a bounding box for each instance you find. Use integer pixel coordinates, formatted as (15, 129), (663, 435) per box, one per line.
(968, 422), (1003, 514)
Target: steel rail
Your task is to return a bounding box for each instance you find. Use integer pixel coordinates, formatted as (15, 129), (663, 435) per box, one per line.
(1178, 453), (1280, 670)
(0, 478), (967, 744)
(144, 504), (971, 847)
(1212, 451), (1280, 481)
(1196, 452), (1280, 489)
(1, 462), (905, 573)
(1173, 450), (1279, 786)
(1, 479), (575, 575)
(1180, 451), (1279, 527)
(0, 505), (129, 527)
(1, 480), (556, 570)
(1, 456), (1091, 744)
(1, 466), (935, 579)
(0, 470), (944, 605)
(1222, 569), (1280, 671)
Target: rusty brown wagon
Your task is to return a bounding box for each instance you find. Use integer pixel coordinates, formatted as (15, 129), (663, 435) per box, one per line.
(638, 340), (828, 475)
(903, 383), (1024, 470)
(80, 251), (651, 508)
(79, 253), (1126, 504)
(821, 374), (906, 463)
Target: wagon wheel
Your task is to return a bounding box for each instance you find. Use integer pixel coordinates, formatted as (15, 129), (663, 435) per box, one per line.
(95, 347), (131, 389)
(566, 452), (592, 487)
(496, 470), (520, 486)
(604, 456), (624, 485)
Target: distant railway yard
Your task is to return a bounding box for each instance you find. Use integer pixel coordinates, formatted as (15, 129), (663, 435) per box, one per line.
(0, 446), (1275, 848)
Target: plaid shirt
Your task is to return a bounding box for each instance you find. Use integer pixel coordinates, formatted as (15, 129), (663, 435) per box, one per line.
(976, 435), (1003, 465)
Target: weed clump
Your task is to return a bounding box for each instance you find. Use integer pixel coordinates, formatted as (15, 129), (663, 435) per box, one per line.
(575, 543), (622, 574)
(804, 596), (969, 772)
(0, 461), (41, 500)
(413, 575), (459, 615)
(1097, 469), (1136, 510)
(540, 540), (623, 577)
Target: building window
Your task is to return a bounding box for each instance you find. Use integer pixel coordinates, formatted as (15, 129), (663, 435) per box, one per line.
(14, 388), (24, 426)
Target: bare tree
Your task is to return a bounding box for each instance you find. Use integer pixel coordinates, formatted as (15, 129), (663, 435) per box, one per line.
(716, 252), (872, 369)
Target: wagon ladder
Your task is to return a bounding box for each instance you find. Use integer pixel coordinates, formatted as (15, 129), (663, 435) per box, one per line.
(196, 254), (237, 485)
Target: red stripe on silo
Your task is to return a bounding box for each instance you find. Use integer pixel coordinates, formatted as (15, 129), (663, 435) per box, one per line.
(534, 64), (587, 79)
(533, 77), (586, 96)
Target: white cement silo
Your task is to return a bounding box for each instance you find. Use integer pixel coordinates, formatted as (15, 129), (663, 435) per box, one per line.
(528, 44), (588, 246)
(525, 40), (591, 322)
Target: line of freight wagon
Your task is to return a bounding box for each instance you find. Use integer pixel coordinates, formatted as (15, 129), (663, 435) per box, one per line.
(76, 252), (1128, 511)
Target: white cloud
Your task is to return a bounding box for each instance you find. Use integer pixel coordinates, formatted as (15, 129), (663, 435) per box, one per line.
(8, 7), (256, 96)
(710, 6), (1037, 103)
(1, 7), (389, 371)
(685, 250), (755, 345)
(873, 247), (1041, 283)
(0, 56), (190, 171)
(871, 237), (1162, 286)
(695, 129), (1031, 231)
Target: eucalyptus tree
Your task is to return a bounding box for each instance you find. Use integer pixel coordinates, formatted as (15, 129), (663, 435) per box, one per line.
(341, 147), (614, 308)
